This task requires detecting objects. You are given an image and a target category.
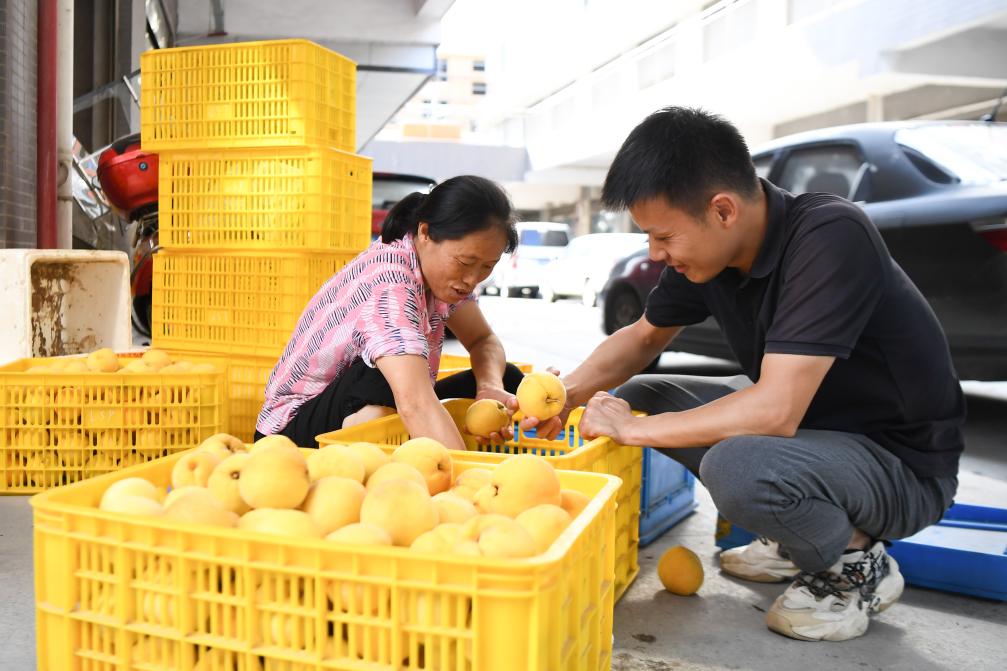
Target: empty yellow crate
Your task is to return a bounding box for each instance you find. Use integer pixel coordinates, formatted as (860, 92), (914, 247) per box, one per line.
(140, 39), (356, 152)
(0, 353), (226, 493)
(318, 398), (643, 602)
(436, 353), (533, 380)
(32, 452), (619, 671)
(158, 147), (372, 252)
(152, 250), (357, 358)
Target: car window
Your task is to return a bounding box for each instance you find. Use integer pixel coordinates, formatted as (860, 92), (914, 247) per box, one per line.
(520, 229), (569, 246)
(895, 124), (1007, 185)
(753, 154), (773, 179)
(372, 179), (434, 208)
(775, 145), (865, 199)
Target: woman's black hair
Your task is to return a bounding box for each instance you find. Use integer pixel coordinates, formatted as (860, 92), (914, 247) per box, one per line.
(381, 175), (518, 253)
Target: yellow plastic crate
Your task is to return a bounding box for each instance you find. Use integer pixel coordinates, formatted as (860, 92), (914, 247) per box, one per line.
(0, 353), (226, 493)
(31, 452), (619, 671)
(318, 398), (643, 602)
(161, 349), (275, 445)
(436, 353), (533, 380)
(158, 147), (372, 252)
(152, 250), (357, 358)
(140, 39), (356, 152)
(182, 352), (520, 447)
(222, 353), (275, 444)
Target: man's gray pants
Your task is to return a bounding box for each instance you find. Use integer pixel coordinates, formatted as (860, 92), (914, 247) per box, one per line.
(615, 374), (958, 573)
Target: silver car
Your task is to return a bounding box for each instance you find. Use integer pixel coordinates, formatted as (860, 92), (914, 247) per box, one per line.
(482, 222), (571, 297)
(540, 232), (647, 306)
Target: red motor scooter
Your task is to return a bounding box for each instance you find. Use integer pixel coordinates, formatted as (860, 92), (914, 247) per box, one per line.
(95, 133), (159, 337)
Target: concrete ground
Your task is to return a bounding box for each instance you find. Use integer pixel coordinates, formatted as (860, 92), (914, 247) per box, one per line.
(2, 296), (1004, 670)
(611, 472), (1005, 671)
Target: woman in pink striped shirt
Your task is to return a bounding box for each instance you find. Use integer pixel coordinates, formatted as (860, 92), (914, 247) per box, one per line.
(255, 176), (525, 449)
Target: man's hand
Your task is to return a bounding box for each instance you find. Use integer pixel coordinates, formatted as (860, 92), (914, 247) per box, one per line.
(473, 386), (519, 444)
(579, 391), (637, 443)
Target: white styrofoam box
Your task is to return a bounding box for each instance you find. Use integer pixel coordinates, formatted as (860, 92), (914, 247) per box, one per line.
(0, 250), (131, 364)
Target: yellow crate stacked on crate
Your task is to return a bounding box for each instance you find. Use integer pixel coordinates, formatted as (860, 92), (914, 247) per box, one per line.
(32, 452), (621, 671)
(0, 353), (226, 493)
(318, 398), (644, 603)
(140, 39), (356, 152)
(142, 39), (372, 441)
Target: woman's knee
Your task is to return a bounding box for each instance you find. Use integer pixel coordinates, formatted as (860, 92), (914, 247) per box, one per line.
(502, 363), (525, 393)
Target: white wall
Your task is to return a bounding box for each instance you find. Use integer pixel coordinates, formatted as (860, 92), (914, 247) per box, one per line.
(472, 0), (1007, 181)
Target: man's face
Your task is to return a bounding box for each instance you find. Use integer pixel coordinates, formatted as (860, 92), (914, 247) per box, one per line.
(629, 197), (734, 284)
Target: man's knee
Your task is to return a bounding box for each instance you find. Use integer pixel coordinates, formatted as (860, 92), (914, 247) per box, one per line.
(699, 435), (781, 521)
(613, 375), (671, 414)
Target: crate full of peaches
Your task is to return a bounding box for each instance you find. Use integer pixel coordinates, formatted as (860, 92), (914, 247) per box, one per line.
(99, 432), (592, 558)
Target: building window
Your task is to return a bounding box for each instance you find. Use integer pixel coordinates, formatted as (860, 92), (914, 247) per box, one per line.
(473, 60), (486, 72)
(472, 82), (487, 95)
(788, 0), (835, 24)
(637, 40), (676, 89)
(436, 58), (447, 80)
(703, 0), (757, 62)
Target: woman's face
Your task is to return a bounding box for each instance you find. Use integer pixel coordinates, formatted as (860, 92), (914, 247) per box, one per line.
(415, 223), (509, 303)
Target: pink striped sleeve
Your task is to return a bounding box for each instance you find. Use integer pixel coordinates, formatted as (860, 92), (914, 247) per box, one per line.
(358, 278), (429, 366)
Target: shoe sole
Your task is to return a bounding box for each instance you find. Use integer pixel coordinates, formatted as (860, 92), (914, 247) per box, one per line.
(765, 608), (869, 642)
(719, 566), (794, 583)
(719, 555), (800, 583)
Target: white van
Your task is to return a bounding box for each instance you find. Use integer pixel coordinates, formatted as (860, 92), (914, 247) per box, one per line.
(481, 222), (571, 297)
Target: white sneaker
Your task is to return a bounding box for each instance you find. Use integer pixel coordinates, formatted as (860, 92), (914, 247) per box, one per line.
(719, 537), (800, 583)
(766, 541), (905, 642)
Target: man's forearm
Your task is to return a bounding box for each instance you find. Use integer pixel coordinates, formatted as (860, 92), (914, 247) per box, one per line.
(565, 326), (670, 407)
(621, 383), (791, 448)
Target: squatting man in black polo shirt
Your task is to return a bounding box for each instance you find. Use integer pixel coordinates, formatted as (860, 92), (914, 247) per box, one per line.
(530, 107), (964, 641)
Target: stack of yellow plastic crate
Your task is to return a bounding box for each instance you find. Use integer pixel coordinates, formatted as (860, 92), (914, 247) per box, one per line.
(140, 39), (372, 441)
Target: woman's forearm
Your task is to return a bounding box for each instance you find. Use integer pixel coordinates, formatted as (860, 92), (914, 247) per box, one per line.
(398, 395), (468, 451)
(466, 332), (507, 392)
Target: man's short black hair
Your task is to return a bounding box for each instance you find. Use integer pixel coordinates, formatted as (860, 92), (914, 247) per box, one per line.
(602, 107), (760, 216)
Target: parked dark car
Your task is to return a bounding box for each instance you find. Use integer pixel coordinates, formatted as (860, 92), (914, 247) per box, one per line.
(371, 172), (437, 238)
(599, 120), (1007, 380)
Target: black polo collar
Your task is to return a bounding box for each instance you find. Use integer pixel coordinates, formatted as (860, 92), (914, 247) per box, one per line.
(747, 178), (790, 280)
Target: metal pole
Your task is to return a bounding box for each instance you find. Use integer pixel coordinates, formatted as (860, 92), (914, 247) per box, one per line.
(36, 0), (59, 249)
(56, 0), (74, 249)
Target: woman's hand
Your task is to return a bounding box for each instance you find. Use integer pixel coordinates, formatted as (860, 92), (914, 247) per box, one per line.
(473, 386), (519, 444)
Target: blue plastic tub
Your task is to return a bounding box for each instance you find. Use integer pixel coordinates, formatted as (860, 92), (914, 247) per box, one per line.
(888, 503), (1007, 601)
(638, 448), (698, 547)
(714, 503), (1007, 601)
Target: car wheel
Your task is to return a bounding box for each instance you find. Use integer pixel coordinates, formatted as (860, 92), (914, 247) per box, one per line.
(541, 285), (557, 303)
(605, 287), (644, 333)
(582, 282), (597, 308)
